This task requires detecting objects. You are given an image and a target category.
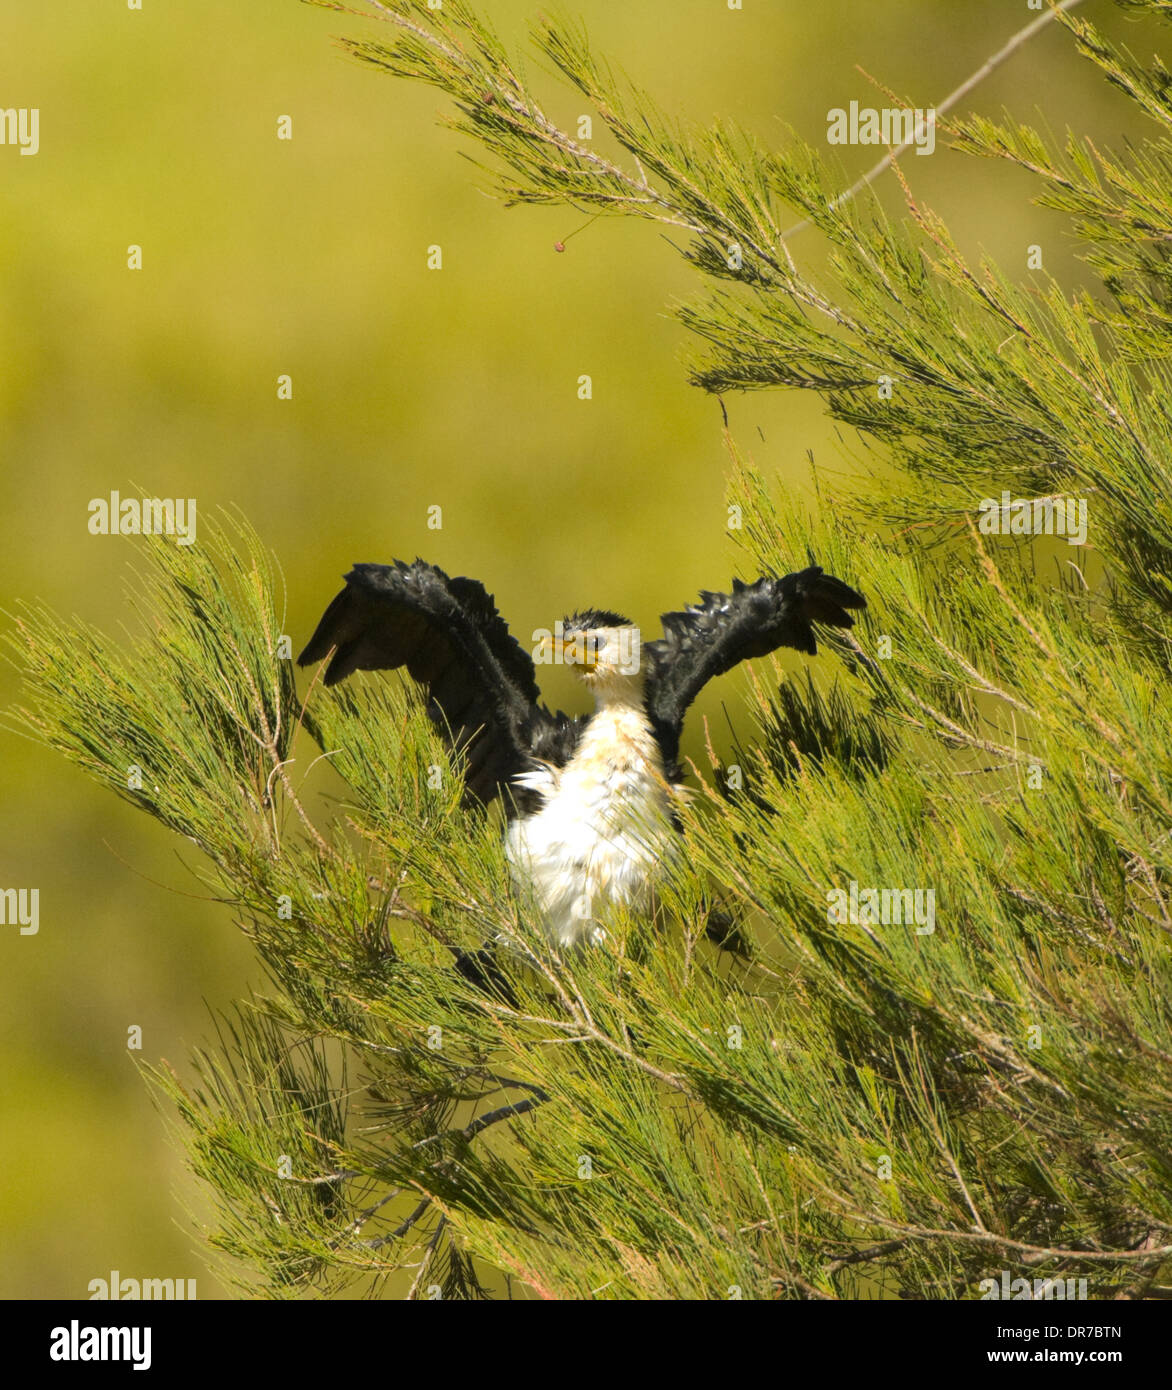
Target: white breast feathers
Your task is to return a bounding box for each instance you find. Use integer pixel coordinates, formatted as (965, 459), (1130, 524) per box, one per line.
(505, 705), (679, 947)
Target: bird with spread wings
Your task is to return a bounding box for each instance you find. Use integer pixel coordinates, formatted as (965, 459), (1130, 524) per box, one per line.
(300, 560), (864, 948)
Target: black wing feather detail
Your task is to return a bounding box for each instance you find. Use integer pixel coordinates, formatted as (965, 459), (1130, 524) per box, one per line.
(643, 566), (865, 778)
(298, 560), (582, 811)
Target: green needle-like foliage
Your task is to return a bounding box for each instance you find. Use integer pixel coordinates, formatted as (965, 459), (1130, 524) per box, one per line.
(6, 0), (1172, 1298)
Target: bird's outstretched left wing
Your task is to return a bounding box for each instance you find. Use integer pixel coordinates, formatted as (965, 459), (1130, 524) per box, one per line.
(298, 560), (578, 809)
(643, 566), (865, 778)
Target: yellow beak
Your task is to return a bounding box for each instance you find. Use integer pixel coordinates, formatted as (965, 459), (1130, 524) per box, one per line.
(555, 634), (598, 669)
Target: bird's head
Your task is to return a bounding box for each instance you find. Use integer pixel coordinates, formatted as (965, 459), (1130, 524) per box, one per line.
(555, 610), (643, 701)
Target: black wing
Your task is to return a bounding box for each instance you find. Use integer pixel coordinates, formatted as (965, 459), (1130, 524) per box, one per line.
(298, 560), (583, 811)
(643, 566), (865, 778)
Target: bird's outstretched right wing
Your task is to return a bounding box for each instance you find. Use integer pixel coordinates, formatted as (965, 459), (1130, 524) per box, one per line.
(643, 566), (866, 778)
(298, 560), (580, 809)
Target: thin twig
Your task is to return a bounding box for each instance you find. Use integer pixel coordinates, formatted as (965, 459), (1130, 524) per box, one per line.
(781, 0), (1089, 238)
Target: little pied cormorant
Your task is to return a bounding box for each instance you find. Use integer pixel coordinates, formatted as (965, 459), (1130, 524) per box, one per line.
(299, 560), (865, 948)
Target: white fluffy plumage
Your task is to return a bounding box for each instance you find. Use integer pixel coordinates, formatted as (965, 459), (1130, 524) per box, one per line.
(505, 630), (679, 947)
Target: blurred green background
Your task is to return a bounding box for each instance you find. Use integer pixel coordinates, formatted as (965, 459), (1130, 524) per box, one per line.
(0, 0), (1152, 1297)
